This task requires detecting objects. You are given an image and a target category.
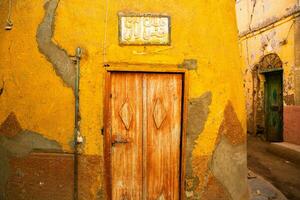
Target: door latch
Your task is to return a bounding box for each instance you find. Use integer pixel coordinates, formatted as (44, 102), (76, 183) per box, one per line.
(111, 134), (131, 146)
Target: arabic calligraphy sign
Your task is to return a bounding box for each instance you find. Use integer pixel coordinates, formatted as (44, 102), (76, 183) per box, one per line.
(119, 14), (171, 45)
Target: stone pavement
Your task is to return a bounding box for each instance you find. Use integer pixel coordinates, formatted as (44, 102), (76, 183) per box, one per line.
(248, 170), (287, 200)
(248, 135), (300, 199)
(267, 142), (300, 165)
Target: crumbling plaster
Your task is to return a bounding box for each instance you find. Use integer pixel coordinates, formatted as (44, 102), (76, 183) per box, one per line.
(236, 0), (299, 35)
(238, 17), (297, 133)
(0, 0), (247, 199)
(36, 0), (76, 91)
(0, 112), (62, 199)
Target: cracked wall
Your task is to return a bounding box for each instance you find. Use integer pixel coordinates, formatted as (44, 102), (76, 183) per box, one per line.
(185, 101), (248, 200)
(0, 0), (247, 199)
(211, 102), (248, 200)
(0, 112), (104, 200)
(0, 112), (68, 200)
(36, 0), (76, 91)
(0, 0), (74, 151)
(185, 92), (212, 198)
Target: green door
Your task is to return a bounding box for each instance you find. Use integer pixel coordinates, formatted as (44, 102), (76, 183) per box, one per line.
(265, 71), (283, 142)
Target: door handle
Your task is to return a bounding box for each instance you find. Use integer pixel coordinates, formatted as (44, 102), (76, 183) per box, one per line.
(111, 134), (131, 146)
(271, 105), (279, 111)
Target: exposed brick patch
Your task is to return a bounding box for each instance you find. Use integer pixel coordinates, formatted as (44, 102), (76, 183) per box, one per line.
(0, 112), (22, 138)
(284, 94), (295, 105)
(78, 155), (104, 200)
(201, 174), (231, 200)
(184, 92), (212, 199)
(218, 101), (246, 145)
(6, 153), (74, 200)
(185, 155), (210, 199)
(208, 101), (248, 200)
(0, 113), (62, 200)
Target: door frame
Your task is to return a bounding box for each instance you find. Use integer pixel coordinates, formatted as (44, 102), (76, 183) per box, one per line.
(263, 70), (283, 142)
(103, 67), (189, 199)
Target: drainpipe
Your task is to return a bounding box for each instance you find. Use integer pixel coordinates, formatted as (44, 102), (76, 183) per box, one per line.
(74, 47), (82, 200)
(252, 71), (256, 135)
(252, 67), (257, 136)
(4, 0), (13, 30)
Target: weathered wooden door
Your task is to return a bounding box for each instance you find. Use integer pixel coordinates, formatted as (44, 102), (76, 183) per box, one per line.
(265, 71), (283, 142)
(105, 72), (184, 200)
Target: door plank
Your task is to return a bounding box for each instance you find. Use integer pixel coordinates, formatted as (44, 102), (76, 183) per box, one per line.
(144, 73), (182, 200)
(142, 74), (148, 200)
(111, 72), (143, 200)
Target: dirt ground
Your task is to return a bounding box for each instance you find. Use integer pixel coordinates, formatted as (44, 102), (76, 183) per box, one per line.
(247, 135), (300, 200)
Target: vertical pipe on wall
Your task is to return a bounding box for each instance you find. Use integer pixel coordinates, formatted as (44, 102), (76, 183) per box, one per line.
(252, 65), (259, 135)
(4, 0), (13, 30)
(252, 70), (256, 135)
(74, 47), (82, 200)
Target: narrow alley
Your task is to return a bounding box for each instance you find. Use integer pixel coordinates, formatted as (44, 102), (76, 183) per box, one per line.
(248, 136), (300, 200)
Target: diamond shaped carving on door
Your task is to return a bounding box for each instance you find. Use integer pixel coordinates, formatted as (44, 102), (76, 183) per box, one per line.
(153, 98), (167, 129)
(108, 73), (184, 199)
(119, 99), (133, 130)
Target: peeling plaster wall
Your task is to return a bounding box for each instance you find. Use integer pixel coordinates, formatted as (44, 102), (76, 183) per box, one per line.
(0, 0), (74, 152)
(236, 1), (300, 144)
(239, 19), (297, 134)
(0, 112), (68, 199)
(36, 0), (76, 91)
(236, 0), (299, 35)
(0, 0), (247, 199)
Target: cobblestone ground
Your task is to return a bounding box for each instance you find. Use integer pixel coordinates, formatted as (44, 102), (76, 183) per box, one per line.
(248, 170), (287, 200)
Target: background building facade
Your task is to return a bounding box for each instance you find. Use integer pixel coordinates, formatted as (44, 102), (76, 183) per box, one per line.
(236, 0), (300, 144)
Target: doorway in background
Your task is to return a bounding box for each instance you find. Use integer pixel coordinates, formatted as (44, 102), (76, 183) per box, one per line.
(264, 71), (283, 142)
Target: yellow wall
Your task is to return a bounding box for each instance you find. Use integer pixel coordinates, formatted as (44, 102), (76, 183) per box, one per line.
(0, 1), (74, 152)
(66, 0), (246, 156)
(0, 0), (247, 199)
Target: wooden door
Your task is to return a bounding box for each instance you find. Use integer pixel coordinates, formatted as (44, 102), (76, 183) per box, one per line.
(105, 72), (184, 200)
(110, 73), (143, 199)
(265, 71), (283, 142)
